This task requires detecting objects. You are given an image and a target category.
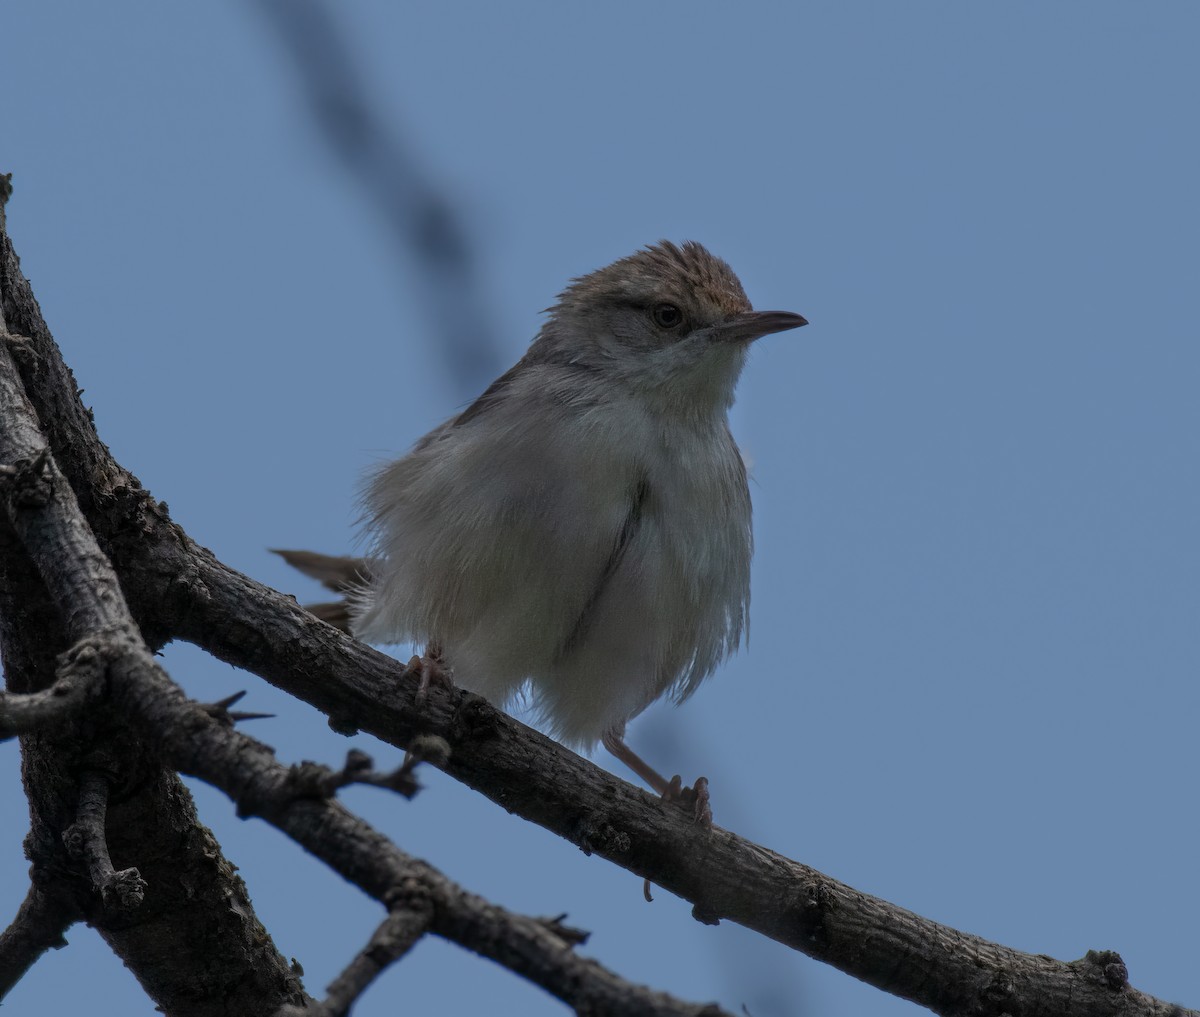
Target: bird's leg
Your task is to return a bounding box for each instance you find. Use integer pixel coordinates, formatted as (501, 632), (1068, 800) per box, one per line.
(602, 731), (712, 829)
(602, 730), (671, 795)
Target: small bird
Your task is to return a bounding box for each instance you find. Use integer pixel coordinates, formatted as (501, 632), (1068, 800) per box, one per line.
(285, 242), (805, 810)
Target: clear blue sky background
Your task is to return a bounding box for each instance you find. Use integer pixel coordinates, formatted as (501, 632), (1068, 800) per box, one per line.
(3, 3), (1198, 1015)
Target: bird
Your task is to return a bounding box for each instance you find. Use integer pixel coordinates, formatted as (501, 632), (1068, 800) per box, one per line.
(281, 241), (806, 815)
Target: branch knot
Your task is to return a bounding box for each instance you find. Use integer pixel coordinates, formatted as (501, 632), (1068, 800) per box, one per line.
(3, 449), (54, 508)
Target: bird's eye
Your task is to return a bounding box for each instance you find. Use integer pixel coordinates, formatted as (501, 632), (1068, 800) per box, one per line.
(651, 303), (683, 329)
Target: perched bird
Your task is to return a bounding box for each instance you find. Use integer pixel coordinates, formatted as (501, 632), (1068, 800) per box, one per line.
(284, 241), (805, 806)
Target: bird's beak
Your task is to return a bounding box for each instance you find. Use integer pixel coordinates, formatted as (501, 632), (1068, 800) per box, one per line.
(713, 309), (808, 344)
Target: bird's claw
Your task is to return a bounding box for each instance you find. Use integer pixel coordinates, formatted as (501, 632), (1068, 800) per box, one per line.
(663, 773), (713, 830)
(688, 776), (713, 829)
(406, 643), (454, 704)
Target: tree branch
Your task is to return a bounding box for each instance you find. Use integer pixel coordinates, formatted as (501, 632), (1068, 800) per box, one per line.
(0, 883), (75, 999)
(0, 671), (94, 741)
(0, 197), (309, 1014)
(60, 768), (147, 915)
(275, 905), (433, 1017)
(162, 538), (1189, 1017)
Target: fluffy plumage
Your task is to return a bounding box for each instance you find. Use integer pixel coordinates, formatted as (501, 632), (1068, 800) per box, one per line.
(354, 241), (804, 749)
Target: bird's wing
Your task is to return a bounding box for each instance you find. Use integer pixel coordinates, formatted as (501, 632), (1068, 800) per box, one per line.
(355, 363), (642, 685)
(558, 472), (650, 656)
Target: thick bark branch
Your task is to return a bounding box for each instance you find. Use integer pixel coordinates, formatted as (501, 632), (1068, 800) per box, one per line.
(0, 201), (307, 1014)
(163, 538), (1188, 1017)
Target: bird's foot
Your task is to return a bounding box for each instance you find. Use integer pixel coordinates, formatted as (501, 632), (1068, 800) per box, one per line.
(602, 732), (713, 829)
(663, 774), (713, 830)
(406, 642), (453, 704)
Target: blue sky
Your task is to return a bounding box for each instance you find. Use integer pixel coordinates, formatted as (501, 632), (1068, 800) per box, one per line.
(3, 3), (1198, 1015)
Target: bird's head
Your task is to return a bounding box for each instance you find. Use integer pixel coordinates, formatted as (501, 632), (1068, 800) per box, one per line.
(540, 241), (807, 419)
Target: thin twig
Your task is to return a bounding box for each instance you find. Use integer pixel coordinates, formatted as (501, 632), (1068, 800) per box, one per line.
(60, 769), (147, 915)
(275, 903), (432, 1017)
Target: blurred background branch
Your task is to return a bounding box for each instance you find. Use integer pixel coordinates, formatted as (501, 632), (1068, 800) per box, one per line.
(254, 0), (503, 398)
